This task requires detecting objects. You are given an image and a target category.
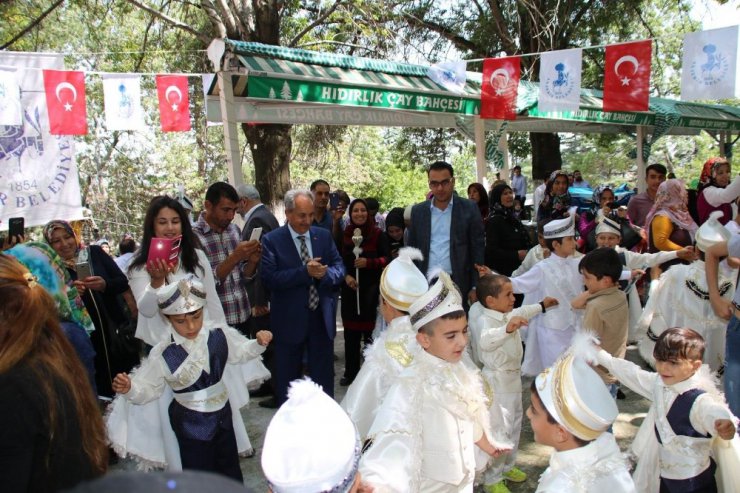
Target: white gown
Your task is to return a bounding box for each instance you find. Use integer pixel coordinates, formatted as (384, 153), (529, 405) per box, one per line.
(340, 315), (420, 441)
(359, 349), (498, 493)
(535, 433), (635, 492)
(636, 260), (734, 372)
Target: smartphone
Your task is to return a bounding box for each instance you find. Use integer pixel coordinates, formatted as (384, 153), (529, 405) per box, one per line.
(249, 227), (263, 242)
(329, 192), (340, 211)
(8, 217), (24, 239)
(76, 261), (93, 280)
(147, 236), (182, 266)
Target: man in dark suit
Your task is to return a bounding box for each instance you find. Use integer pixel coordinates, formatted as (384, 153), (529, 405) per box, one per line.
(407, 161), (485, 309)
(261, 189), (345, 405)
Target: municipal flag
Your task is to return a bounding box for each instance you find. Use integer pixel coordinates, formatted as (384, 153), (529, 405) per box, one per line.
(538, 48), (582, 113)
(427, 60), (468, 94)
(102, 74), (145, 131)
(681, 25), (739, 101)
(0, 69), (22, 126)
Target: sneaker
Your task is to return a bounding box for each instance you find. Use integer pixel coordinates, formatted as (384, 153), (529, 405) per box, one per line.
(483, 480), (511, 493)
(504, 467), (527, 483)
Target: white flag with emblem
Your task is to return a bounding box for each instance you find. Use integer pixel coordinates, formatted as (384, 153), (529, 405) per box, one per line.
(681, 26), (739, 101)
(538, 48), (582, 113)
(0, 69), (22, 126)
(427, 60), (468, 94)
(102, 74), (145, 131)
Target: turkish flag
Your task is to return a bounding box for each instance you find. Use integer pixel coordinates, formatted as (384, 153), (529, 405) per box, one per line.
(481, 57), (521, 120)
(156, 75), (191, 132)
(43, 70), (87, 135)
(603, 40), (652, 112)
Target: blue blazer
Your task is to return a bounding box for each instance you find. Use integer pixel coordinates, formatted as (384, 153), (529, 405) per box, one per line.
(261, 225), (345, 343)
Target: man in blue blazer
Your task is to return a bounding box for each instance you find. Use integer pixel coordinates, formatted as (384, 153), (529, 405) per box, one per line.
(407, 161), (485, 309)
(261, 189), (345, 405)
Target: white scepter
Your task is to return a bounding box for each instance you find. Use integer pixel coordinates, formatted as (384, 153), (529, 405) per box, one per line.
(352, 227), (364, 315)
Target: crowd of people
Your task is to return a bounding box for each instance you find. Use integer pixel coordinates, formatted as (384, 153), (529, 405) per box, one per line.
(2, 157), (740, 492)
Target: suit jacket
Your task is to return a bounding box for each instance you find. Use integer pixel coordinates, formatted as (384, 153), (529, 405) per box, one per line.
(241, 204), (280, 308)
(407, 197), (484, 301)
(261, 225), (345, 343)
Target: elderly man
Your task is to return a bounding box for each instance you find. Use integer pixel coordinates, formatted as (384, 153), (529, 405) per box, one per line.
(407, 161), (484, 309)
(261, 189), (345, 404)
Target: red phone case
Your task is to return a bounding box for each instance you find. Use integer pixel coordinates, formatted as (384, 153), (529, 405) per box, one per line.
(147, 236), (181, 265)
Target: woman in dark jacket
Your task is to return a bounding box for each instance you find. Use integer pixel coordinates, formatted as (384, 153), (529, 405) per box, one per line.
(340, 199), (390, 386)
(44, 220), (138, 397)
(485, 184), (531, 276)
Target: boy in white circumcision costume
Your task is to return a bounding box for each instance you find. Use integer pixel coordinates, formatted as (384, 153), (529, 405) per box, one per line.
(468, 273), (558, 493)
(637, 211), (735, 372)
(360, 272), (510, 492)
(341, 247), (429, 440)
(529, 352), (636, 492)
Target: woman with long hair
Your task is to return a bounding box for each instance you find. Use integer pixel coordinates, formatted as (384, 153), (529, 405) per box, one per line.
(468, 182), (490, 221)
(536, 170), (572, 221)
(645, 179), (698, 272)
(485, 183), (531, 276)
(0, 254), (108, 491)
(43, 220), (137, 398)
(696, 156), (740, 225)
(340, 199), (391, 386)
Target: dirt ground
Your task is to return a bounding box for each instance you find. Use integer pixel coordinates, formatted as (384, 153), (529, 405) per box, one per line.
(114, 320), (654, 492)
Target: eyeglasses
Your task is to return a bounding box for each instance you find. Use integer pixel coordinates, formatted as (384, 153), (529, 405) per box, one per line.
(429, 178), (452, 189)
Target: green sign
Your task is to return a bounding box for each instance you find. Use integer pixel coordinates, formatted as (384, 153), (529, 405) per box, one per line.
(248, 76), (480, 116)
(528, 106), (654, 126)
(678, 117), (740, 131)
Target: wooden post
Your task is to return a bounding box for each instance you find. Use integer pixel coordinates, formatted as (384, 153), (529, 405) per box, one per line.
(217, 70), (244, 188)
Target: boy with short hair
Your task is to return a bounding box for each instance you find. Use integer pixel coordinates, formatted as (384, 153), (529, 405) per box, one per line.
(595, 328), (738, 492)
(341, 247), (429, 440)
(360, 272), (509, 492)
(108, 277), (272, 481)
(511, 215), (586, 375)
(575, 247), (629, 396)
(511, 219), (582, 277)
(528, 353), (636, 492)
(469, 274), (558, 493)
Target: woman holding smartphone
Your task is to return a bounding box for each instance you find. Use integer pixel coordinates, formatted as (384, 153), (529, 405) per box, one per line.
(43, 219), (136, 398)
(126, 195), (265, 461)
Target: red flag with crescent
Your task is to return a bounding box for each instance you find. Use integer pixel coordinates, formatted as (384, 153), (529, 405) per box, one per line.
(43, 70), (88, 135)
(603, 40), (652, 112)
(481, 57), (521, 120)
(156, 75), (191, 132)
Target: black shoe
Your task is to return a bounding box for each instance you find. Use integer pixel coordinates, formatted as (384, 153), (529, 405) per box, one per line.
(258, 397), (278, 409)
(616, 388), (626, 400)
(340, 376), (353, 386)
(249, 383), (274, 398)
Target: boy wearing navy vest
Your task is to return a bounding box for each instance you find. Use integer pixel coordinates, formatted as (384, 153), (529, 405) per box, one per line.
(111, 277), (272, 481)
(595, 327), (737, 492)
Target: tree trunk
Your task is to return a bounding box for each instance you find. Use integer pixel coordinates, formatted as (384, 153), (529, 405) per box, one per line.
(243, 123), (292, 207)
(529, 132), (563, 180)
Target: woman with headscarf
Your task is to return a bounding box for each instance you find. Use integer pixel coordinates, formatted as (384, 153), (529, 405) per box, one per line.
(0, 254), (108, 490)
(645, 179), (698, 272)
(536, 170), (573, 221)
(468, 182), (490, 221)
(43, 219), (137, 398)
(485, 183), (531, 276)
(6, 242), (97, 393)
(340, 199), (391, 386)
(697, 156), (740, 225)
(384, 207), (406, 258)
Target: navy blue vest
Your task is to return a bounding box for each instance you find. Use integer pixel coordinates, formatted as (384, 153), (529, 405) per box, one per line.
(162, 328), (233, 441)
(655, 388), (717, 493)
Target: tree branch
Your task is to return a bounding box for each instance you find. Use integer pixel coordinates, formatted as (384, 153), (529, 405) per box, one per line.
(126, 0), (212, 44)
(487, 0), (518, 55)
(199, 0), (228, 39)
(288, 0), (344, 47)
(0, 0), (65, 50)
(402, 13), (480, 55)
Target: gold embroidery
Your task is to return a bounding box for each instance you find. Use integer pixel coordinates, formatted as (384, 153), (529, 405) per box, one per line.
(385, 339), (414, 367)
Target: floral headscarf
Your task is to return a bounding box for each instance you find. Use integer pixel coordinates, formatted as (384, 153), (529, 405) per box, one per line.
(6, 242), (94, 334)
(539, 170), (571, 219)
(644, 179), (698, 242)
(699, 157), (730, 191)
(42, 219), (81, 268)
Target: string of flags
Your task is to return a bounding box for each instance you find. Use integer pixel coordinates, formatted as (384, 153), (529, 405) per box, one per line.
(0, 25), (737, 133)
